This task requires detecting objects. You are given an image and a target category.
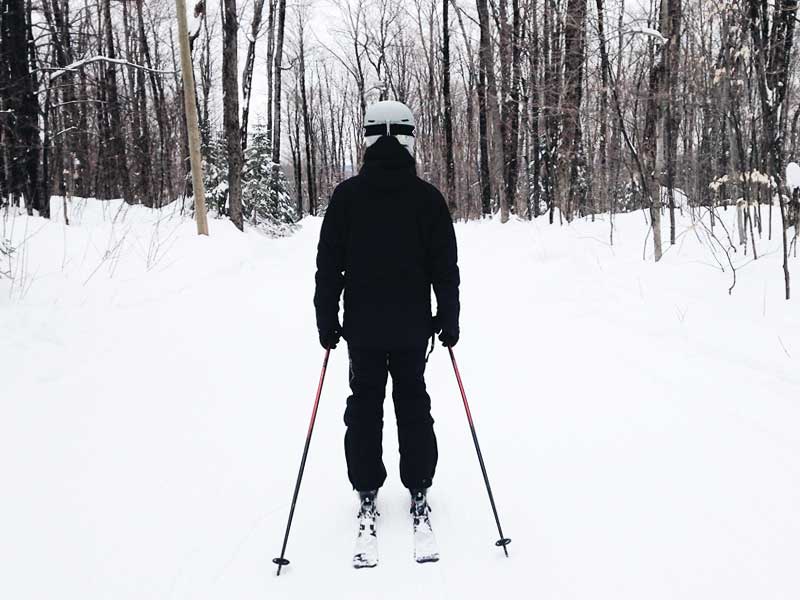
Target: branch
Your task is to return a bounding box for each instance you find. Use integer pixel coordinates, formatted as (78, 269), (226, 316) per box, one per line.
(451, 0), (479, 28)
(626, 26), (667, 45)
(47, 56), (177, 82)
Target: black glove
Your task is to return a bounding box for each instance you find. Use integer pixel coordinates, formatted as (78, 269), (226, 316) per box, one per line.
(433, 314), (458, 347)
(438, 329), (459, 347)
(319, 325), (342, 350)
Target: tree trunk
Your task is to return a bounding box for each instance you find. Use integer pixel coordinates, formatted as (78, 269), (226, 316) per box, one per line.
(596, 0), (609, 218)
(1, 0), (42, 214)
(270, 0), (288, 198)
(299, 25), (316, 217)
(137, 0), (167, 206)
(542, 0), (561, 224)
(498, 0), (512, 210)
(558, 0), (587, 222)
(476, 0), (492, 216)
(241, 0), (267, 151)
(643, 11), (665, 262)
(133, 0), (153, 207)
(477, 0), (507, 220)
(442, 0), (456, 215)
(663, 0), (681, 246)
(289, 84), (302, 216)
(170, 29), (193, 200)
(102, 0), (130, 203)
(500, 0), (522, 213)
(265, 0), (276, 147)
(748, 0), (798, 299)
(222, 0), (243, 230)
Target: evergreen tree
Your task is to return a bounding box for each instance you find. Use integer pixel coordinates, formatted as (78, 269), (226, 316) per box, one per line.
(242, 126), (296, 235)
(200, 125), (293, 234)
(201, 126), (229, 217)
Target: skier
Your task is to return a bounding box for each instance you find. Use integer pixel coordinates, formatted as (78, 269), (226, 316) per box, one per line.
(314, 100), (460, 567)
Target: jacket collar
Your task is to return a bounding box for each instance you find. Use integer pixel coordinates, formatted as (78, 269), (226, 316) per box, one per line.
(359, 136), (416, 186)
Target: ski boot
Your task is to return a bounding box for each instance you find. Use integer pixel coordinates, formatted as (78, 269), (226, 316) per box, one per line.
(410, 488), (439, 563)
(352, 490), (379, 568)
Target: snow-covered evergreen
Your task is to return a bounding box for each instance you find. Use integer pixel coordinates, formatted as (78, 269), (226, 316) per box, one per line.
(242, 126), (296, 235)
(201, 126), (229, 218)
(201, 125), (295, 235)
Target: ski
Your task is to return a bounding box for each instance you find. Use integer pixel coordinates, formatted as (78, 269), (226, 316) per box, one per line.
(411, 491), (440, 563)
(352, 493), (379, 569)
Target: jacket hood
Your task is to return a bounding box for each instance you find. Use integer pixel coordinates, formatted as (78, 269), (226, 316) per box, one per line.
(359, 136), (416, 188)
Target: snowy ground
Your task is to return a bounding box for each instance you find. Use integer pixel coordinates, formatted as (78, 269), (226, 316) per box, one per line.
(2, 198), (799, 600)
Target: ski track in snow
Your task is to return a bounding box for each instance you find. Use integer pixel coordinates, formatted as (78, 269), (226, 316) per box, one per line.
(2, 199), (799, 599)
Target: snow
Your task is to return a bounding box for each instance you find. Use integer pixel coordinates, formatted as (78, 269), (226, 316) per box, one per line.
(710, 170), (775, 192)
(735, 46), (751, 62)
(2, 197), (799, 599)
(660, 186), (688, 209)
(627, 26), (667, 44)
(786, 162), (800, 192)
(188, 3), (204, 39)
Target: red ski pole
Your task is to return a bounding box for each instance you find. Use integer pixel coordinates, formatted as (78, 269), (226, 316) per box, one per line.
(273, 349), (331, 575)
(448, 347), (511, 557)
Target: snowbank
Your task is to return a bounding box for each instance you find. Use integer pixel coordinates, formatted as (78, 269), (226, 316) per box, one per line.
(787, 162), (800, 191)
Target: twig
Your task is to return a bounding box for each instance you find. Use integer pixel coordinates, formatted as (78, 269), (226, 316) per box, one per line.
(778, 336), (792, 359)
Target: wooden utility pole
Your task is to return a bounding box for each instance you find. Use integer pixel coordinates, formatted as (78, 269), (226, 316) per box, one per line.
(175, 0), (209, 235)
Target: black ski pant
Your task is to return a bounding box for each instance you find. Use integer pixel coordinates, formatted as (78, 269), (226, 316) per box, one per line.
(344, 344), (437, 492)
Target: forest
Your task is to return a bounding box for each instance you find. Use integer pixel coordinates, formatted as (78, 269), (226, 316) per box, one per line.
(1, 0), (800, 294)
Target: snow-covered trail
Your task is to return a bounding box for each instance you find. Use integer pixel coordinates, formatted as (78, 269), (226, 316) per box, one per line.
(2, 201), (799, 599)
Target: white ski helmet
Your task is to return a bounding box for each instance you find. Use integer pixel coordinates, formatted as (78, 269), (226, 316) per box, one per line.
(364, 100), (416, 155)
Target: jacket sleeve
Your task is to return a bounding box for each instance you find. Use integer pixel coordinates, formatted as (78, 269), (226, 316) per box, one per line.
(314, 186), (346, 334)
(430, 192), (460, 335)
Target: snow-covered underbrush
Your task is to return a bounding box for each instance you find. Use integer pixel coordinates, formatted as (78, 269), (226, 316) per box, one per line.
(0, 238), (13, 280)
(2, 197), (798, 599)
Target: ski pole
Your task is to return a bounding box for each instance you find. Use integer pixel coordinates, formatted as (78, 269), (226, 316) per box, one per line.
(273, 348), (331, 576)
(448, 347), (512, 557)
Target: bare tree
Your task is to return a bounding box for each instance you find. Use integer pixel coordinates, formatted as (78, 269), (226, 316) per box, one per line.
(748, 0), (798, 299)
(0, 0), (41, 213)
(442, 0), (456, 214)
(271, 0), (289, 197)
(558, 0), (587, 222)
(297, 3), (318, 216)
(241, 0), (268, 151)
(102, 0), (130, 204)
(476, 0), (493, 216)
(477, 0), (507, 220)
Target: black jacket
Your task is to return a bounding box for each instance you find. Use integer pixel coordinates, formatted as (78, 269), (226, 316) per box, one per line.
(314, 136), (460, 348)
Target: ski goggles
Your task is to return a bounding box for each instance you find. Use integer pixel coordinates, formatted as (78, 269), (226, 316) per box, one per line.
(363, 123), (415, 137)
